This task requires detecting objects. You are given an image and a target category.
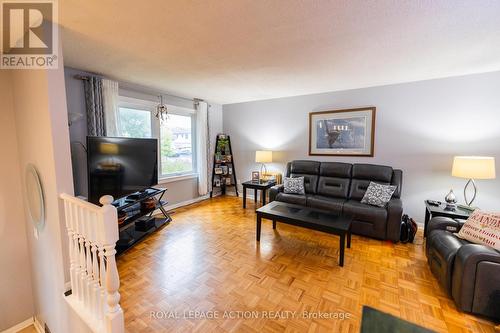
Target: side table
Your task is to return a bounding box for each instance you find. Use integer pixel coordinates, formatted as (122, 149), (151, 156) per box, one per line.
(242, 181), (276, 208)
(424, 200), (472, 237)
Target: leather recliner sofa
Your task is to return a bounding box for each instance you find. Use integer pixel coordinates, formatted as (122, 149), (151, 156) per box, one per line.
(269, 160), (403, 242)
(426, 216), (500, 320)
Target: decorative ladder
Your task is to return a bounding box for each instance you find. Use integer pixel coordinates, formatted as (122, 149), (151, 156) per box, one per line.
(60, 193), (124, 333)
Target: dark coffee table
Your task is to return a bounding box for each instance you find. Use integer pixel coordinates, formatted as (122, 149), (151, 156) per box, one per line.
(256, 201), (352, 266)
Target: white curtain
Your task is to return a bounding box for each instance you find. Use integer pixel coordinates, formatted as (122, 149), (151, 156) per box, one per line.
(196, 101), (209, 196)
(102, 79), (120, 136)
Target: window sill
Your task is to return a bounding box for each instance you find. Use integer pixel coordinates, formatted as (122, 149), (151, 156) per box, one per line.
(158, 173), (198, 184)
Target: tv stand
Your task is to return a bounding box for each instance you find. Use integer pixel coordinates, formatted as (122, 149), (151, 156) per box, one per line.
(113, 187), (171, 255)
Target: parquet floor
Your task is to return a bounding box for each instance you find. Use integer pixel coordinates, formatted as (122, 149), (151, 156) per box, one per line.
(118, 196), (498, 332)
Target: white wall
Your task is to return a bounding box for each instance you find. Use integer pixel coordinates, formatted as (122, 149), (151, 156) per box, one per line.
(10, 57), (90, 332)
(0, 72), (34, 331)
(223, 71), (500, 222)
(64, 67), (224, 205)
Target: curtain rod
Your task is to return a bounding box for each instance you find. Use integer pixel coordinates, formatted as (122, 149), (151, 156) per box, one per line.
(73, 74), (210, 106)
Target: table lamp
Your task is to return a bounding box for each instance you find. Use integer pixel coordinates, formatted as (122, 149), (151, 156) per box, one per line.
(255, 150), (273, 175)
(452, 156), (496, 206)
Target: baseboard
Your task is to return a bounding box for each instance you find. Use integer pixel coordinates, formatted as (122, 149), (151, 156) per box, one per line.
(1, 317), (34, 333)
(162, 194), (210, 213)
(33, 318), (43, 333)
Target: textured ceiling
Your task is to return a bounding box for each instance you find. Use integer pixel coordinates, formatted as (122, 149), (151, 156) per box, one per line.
(60, 0), (500, 104)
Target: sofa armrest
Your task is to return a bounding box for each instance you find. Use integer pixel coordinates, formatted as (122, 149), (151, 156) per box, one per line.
(452, 244), (500, 313)
(427, 216), (464, 235)
(269, 184), (284, 202)
(386, 198), (403, 242)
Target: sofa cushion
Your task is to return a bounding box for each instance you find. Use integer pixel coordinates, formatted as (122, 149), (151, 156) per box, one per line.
(290, 173), (318, 194)
(290, 160), (320, 174)
(343, 200), (387, 223)
(306, 195), (345, 214)
(289, 160), (320, 194)
(317, 176), (350, 198)
(275, 192), (307, 206)
(283, 177), (305, 195)
(427, 230), (468, 294)
(349, 164), (393, 200)
(360, 182), (396, 207)
(352, 164), (393, 182)
(320, 162), (352, 178)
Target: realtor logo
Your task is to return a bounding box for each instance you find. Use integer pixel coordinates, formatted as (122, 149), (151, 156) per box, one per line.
(1, 0), (58, 69)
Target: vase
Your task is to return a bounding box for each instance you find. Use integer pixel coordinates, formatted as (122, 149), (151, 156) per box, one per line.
(445, 189), (457, 204)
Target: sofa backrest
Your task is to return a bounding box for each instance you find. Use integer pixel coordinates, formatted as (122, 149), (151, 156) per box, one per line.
(317, 162), (352, 198)
(287, 160), (320, 194)
(349, 164), (394, 200)
(286, 160), (403, 200)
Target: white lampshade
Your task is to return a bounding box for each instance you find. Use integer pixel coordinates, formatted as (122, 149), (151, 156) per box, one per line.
(255, 150), (273, 163)
(452, 156), (496, 179)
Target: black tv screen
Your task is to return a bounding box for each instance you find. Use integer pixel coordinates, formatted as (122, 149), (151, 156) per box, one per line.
(87, 136), (158, 204)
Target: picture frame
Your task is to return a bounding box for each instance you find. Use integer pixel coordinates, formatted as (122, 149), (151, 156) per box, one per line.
(215, 167), (223, 175)
(251, 171), (260, 183)
(214, 178), (221, 187)
(309, 107), (376, 157)
(225, 177), (231, 185)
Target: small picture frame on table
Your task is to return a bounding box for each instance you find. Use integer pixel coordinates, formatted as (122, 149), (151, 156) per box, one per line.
(251, 171), (260, 183)
(215, 167), (223, 175)
(214, 178), (221, 187)
(225, 177), (231, 185)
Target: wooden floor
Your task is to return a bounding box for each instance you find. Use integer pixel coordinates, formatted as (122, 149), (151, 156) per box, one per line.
(118, 196), (497, 332)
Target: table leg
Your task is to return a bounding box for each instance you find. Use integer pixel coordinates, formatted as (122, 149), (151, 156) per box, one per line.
(339, 234), (345, 267)
(424, 208), (430, 237)
(262, 189), (266, 206)
(256, 214), (262, 241)
(243, 186), (247, 209)
(254, 188), (257, 204)
(347, 229), (351, 249)
(272, 220), (276, 229)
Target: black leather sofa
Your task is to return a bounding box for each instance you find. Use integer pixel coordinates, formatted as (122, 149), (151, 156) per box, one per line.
(269, 160), (403, 242)
(426, 217), (500, 320)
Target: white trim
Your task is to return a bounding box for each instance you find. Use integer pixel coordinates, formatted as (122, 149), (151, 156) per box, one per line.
(1, 318), (34, 333)
(33, 318), (43, 333)
(165, 194), (210, 211)
(148, 195), (210, 215)
(118, 96), (156, 109)
(158, 173), (198, 184)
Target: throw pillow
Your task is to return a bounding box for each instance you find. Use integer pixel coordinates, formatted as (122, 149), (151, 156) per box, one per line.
(360, 181), (396, 207)
(456, 210), (500, 251)
(283, 177), (305, 195)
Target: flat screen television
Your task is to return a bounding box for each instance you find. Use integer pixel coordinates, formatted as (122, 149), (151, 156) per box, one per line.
(87, 136), (158, 204)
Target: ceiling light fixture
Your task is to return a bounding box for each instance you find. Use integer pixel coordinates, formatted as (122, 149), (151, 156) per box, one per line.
(156, 95), (168, 122)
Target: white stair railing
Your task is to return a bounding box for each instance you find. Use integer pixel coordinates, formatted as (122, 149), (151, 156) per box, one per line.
(60, 193), (124, 333)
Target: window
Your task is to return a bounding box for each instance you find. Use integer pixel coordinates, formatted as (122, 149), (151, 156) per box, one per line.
(160, 114), (195, 177)
(118, 107), (152, 138)
(117, 95), (196, 179)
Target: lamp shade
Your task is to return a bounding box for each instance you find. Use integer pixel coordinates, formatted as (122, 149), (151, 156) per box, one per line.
(255, 150), (273, 163)
(452, 156), (496, 179)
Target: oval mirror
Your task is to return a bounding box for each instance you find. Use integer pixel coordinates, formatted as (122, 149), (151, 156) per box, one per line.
(25, 164), (45, 231)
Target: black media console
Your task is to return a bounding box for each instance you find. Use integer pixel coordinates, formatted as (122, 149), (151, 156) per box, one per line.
(113, 187), (171, 255)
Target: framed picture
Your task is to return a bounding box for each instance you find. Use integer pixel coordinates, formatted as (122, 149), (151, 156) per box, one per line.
(309, 107), (376, 156)
(215, 167), (223, 175)
(251, 171), (260, 183)
(214, 178), (221, 187)
(225, 177), (231, 185)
